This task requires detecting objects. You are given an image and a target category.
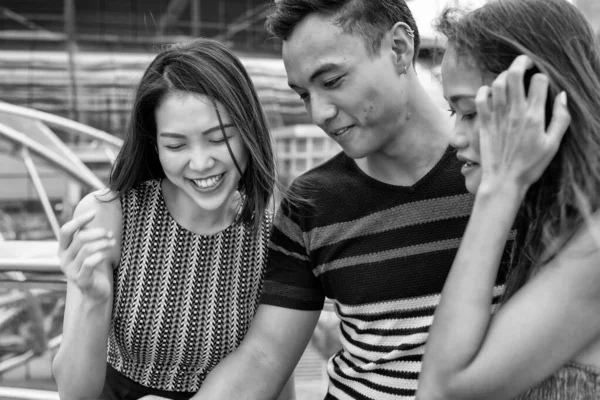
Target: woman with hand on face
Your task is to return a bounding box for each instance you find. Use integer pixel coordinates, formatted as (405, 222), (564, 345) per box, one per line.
(52, 38), (294, 400)
(417, 0), (600, 399)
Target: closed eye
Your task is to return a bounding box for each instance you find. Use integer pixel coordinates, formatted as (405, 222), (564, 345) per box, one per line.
(210, 136), (233, 144)
(324, 76), (343, 89)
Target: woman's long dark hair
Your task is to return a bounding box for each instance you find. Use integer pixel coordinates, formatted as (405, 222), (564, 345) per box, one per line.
(109, 38), (276, 234)
(436, 0), (600, 299)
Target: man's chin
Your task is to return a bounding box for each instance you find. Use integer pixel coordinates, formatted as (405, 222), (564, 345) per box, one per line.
(340, 145), (371, 160)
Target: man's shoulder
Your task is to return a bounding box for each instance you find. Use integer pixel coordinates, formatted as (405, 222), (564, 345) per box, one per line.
(276, 152), (360, 225)
(287, 151), (353, 194)
(296, 151), (347, 178)
(418, 147), (470, 194)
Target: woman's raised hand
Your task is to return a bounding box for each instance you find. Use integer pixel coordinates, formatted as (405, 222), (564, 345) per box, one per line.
(59, 210), (115, 304)
(475, 55), (571, 195)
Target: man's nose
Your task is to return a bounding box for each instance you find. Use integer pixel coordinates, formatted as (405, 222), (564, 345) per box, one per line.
(309, 94), (337, 128)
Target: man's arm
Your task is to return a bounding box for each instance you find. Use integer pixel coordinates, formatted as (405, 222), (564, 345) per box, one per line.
(193, 304), (320, 400)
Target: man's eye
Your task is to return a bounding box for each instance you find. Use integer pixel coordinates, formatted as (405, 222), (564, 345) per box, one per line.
(324, 76), (342, 88)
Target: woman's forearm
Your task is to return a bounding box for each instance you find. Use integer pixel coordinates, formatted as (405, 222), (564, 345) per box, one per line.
(53, 291), (112, 400)
(418, 183), (524, 399)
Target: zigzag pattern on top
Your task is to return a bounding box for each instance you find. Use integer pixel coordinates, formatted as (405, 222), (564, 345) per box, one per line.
(107, 179), (272, 392)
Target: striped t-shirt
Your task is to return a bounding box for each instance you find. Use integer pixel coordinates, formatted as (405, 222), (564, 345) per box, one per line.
(261, 149), (510, 399)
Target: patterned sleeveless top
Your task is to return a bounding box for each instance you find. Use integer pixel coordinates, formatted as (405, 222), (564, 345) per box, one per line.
(106, 179), (272, 392)
(515, 362), (600, 400)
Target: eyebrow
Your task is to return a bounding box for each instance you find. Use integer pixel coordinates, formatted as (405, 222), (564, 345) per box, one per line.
(288, 63), (340, 90)
(159, 123), (235, 138)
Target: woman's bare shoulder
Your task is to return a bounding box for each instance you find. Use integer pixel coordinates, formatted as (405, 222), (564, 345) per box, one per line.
(73, 189), (123, 233)
(560, 209), (600, 261)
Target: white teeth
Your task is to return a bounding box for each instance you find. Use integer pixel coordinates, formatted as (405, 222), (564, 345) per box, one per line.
(192, 174), (223, 189)
(334, 126), (351, 136)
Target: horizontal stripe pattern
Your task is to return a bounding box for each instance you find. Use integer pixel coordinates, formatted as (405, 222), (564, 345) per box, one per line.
(261, 150), (514, 399)
(314, 237), (463, 276)
(308, 194), (474, 252)
(328, 286), (505, 399)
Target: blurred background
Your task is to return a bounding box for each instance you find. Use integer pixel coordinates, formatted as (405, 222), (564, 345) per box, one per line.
(0, 0), (596, 399)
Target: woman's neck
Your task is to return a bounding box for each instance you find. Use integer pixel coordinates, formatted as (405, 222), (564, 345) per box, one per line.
(161, 179), (241, 236)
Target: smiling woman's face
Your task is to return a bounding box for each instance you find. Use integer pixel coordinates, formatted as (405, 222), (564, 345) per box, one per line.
(155, 91), (248, 212)
(441, 45), (495, 194)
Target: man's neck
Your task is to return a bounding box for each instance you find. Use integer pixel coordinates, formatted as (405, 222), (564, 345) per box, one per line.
(356, 88), (452, 187)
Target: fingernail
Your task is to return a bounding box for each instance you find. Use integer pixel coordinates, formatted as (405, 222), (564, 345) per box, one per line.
(85, 210), (97, 218)
(107, 231), (114, 239)
(559, 91), (567, 106)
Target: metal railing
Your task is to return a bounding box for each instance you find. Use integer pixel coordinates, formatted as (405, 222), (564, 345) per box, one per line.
(0, 103), (336, 399)
(0, 387), (59, 400)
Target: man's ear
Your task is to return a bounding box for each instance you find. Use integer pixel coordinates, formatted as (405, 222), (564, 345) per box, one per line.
(389, 22), (415, 74)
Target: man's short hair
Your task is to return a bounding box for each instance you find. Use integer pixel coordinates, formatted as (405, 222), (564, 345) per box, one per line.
(266, 0), (420, 62)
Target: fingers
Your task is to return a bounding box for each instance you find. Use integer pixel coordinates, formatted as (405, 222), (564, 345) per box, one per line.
(60, 227), (113, 267)
(475, 85), (492, 124)
(58, 210), (96, 253)
(491, 71), (508, 112)
(475, 86), (497, 168)
(506, 55), (534, 106)
(489, 55), (551, 132)
(476, 86), (494, 161)
(71, 237), (116, 272)
(546, 91), (571, 146)
(63, 237), (115, 283)
(486, 55), (543, 115)
(527, 73), (550, 113)
(77, 252), (109, 285)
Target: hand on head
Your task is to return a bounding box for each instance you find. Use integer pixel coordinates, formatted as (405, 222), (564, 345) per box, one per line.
(58, 210), (115, 303)
(475, 55), (571, 195)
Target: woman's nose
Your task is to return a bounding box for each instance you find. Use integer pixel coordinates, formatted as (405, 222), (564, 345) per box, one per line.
(188, 147), (216, 172)
(449, 122), (469, 150)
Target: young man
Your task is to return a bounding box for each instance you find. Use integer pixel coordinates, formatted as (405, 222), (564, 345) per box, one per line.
(193, 1), (508, 399)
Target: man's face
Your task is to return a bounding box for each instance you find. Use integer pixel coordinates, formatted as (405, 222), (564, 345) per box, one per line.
(283, 13), (407, 159)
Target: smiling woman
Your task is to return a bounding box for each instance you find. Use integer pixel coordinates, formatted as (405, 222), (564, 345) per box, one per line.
(155, 92), (249, 234)
(50, 38), (294, 400)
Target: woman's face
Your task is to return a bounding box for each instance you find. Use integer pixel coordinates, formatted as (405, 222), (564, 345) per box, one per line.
(441, 46), (495, 194)
(155, 91), (248, 212)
